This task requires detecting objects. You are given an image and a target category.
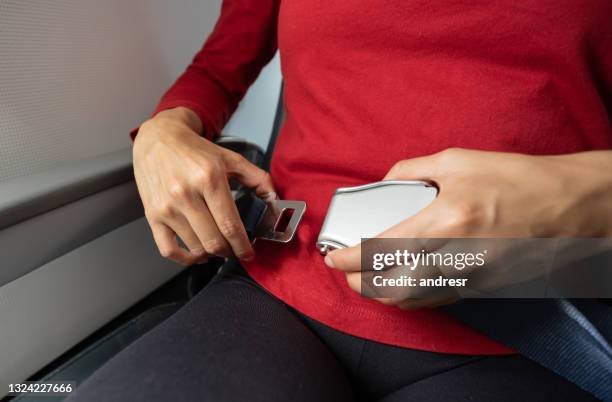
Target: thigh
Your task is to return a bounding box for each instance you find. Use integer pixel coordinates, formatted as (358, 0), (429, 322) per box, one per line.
(300, 315), (479, 399)
(378, 354), (597, 402)
(67, 263), (354, 402)
(301, 316), (596, 402)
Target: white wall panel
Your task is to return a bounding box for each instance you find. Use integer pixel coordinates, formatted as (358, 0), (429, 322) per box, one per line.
(0, 0), (281, 182)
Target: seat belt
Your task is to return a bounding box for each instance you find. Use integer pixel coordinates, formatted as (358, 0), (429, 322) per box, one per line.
(445, 299), (612, 401)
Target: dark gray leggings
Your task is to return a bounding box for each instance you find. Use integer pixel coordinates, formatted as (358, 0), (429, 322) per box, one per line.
(68, 262), (595, 402)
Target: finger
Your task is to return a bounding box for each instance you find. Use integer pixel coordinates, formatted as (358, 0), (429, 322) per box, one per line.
(223, 150), (275, 196)
(345, 272), (361, 293)
(346, 271), (398, 299)
(167, 214), (207, 253)
(201, 176), (254, 261)
(348, 269), (459, 309)
(150, 222), (203, 266)
(325, 244), (361, 272)
(346, 270), (445, 301)
(347, 269), (455, 309)
(170, 217), (211, 265)
(182, 198), (232, 257)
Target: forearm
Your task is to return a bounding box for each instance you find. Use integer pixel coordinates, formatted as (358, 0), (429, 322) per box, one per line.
(150, 0), (281, 140)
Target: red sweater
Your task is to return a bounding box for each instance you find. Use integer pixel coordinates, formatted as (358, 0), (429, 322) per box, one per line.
(149, 0), (612, 354)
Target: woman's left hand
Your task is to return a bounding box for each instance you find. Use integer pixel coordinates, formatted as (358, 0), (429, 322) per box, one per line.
(324, 148), (612, 309)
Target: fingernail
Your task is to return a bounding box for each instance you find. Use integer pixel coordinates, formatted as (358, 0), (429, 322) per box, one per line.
(324, 254), (335, 268)
(241, 253), (254, 262)
(261, 191), (278, 202)
(192, 248), (206, 256)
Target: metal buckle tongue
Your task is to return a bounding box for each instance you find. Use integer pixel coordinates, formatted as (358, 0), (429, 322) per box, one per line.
(316, 180), (437, 255)
(235, 191), (306, 243)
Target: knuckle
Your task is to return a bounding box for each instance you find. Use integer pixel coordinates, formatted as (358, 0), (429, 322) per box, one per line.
(218, 219), (242, 239)
(437, 147), (464, 164)
(389, 160), (408, 177)
(155, 201), (175, 218)
(235, 250), (253, 260)
(168, 182), (190, 200)
(434, 148), (476, 179)
(223, 150), (244, 168)
(230, 152), (247, 167)
(189, 247), (207, 258)
(183, 254), (200, 267)
(192, 169), (214, 187)
(203, 239), (227, 256)
(261, 171), (272, 184)
(446, 202), (479, 229)
(254, 169), (273, 188)
(159, 246), (176, 259)
(144, 208), (159, 222)
(192, 164), (220, 188)
(204, 154), (224, 171)
(146, 202), (174, 221)
(193, 169), (214, 186)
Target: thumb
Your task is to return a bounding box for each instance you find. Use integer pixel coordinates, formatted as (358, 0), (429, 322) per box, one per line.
(325, 244), (362, 272)
(223, 149), (275, 196)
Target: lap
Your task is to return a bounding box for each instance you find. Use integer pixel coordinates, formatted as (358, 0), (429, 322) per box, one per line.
(302, 316), (596, 402)
(68, 262), (597, 402)
(378, 354), (597, 402)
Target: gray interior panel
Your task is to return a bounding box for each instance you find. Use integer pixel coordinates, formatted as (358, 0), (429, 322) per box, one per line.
(0, 180), (142, 286)
(0, 218), (183, 398)
(0, 149), (133, 230)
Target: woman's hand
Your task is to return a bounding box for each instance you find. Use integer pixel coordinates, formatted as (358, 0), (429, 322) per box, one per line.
(325, 148), (612, 308)
(133, 107), (275, 266)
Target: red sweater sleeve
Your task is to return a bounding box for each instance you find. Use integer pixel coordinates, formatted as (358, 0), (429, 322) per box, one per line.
(132, 0), (280, 140)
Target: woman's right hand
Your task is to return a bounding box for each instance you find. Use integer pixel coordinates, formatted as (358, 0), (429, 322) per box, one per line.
(133, 107), (275, 266)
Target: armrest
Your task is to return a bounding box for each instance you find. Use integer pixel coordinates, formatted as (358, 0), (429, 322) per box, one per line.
(0, 149), (133, 231)
(0, 138), (263, 232)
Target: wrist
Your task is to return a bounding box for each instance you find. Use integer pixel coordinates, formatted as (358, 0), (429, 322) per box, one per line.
(547, 152), (612, 236)
(134, 107), (204, 152)
(153, 107), (203, 134)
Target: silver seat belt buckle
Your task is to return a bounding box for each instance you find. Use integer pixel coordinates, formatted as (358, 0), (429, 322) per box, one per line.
(316, 180), (438, 255)
(236, 191), (306, 243)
